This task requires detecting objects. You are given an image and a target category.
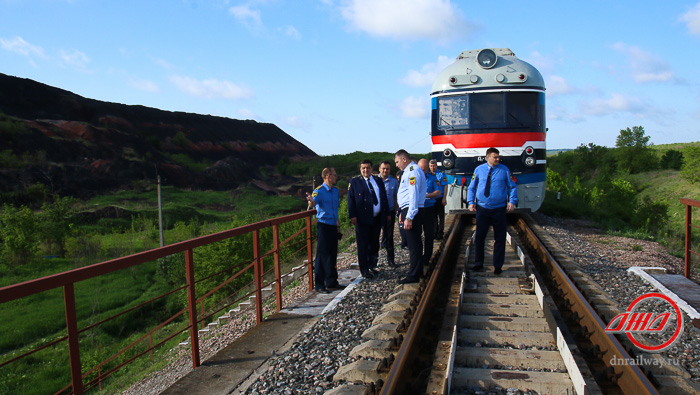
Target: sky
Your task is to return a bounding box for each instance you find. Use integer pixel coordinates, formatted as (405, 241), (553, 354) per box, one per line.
(1, 0), (700, 156)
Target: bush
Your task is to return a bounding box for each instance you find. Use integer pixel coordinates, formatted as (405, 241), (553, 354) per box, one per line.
(0, 204), (39, 264)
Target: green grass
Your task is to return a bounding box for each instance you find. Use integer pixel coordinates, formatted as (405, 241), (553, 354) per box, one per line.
(0, 186), (310, 394)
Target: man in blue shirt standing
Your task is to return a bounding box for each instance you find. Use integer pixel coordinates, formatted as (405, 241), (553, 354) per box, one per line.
(430, 159), (446, 240)
(378, 160), (399, 267)
(394, 149), (426, 284)
(467, 148), (518, 275)
(419, 159), (442, 268)
(306, 168), (341, 293)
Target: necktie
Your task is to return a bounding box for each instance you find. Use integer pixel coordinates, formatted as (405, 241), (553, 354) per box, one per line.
(367, 179), (378, 205)
(484, 167), (492, 197)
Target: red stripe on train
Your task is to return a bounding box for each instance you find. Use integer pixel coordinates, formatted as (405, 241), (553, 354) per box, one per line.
(432, 132), (545, 148)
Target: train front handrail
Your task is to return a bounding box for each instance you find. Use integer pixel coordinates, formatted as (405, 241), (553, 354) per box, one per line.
(681, 198), (700, 279)
(0, 209), (317, 395)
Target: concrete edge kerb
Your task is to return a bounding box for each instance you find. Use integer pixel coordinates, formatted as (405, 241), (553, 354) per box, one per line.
(627, 266), (700, 320)
(322, 276), (364, 315)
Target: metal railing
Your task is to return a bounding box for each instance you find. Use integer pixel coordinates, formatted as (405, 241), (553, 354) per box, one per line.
(681, 198), (700, 279)
(0, 210), (317, 395)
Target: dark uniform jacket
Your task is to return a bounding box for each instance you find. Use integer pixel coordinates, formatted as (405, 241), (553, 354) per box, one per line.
(348, 175), (390, 226)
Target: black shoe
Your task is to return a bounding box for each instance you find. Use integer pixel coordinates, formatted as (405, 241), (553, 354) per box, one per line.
(316, 288), (331, 294)
(494, 268), (503, 275)
(362, 271), (374, 279)
(370, 268), (379, 275)
(328, 283), (347, 290)
(398, 277), (419, 284)
(472, 265), (484, 272)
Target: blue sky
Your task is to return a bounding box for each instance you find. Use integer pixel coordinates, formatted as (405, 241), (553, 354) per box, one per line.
(1, 0), (700, 156)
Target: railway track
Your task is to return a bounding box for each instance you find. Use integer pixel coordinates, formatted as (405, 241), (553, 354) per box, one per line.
(329, 212), (700, 395)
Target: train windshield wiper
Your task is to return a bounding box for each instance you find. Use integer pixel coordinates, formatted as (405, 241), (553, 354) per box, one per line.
(508, 112), (525, 127)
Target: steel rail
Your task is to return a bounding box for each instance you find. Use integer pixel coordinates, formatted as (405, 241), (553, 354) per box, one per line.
(515, 216), (659, 395)
(381, 214), (465, 394)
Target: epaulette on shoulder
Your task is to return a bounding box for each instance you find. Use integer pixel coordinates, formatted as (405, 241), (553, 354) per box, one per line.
(314, 185), (323, 190)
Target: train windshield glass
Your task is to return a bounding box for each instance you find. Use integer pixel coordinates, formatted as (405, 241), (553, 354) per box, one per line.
(437, 92), (542, 132)
(437, 96), (469, 129)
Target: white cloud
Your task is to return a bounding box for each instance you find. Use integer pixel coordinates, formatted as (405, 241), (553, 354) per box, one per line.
(546, 75), (575, 96)
(59, 49), (90, 70)
(229, 5), (262, 28)
(680, 2), (700, 35)
(400, 55), (453, 87)
(610, 42), (675, 83)
(340, 0), (476, 41)
(284, 115), (310, 129)
(547, 106), (584, 123)
(128, 78), (160, 93)
(580, 93), (648, 116)
(169, 75), (253, 99)
(0, 36), (45, 57)
(401, 96), (428, 118)
(238, 109), (257, 119)
(282, 25), (301, 40)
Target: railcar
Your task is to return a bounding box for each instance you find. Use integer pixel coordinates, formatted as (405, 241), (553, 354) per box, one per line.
(431, 48), (546, 212)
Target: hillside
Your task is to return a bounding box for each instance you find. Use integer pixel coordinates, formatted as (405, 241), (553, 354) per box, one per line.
(0, 73), (317, 199)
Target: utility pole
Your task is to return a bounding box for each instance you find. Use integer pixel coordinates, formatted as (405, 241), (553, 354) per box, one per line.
(157, 175), (164, 247)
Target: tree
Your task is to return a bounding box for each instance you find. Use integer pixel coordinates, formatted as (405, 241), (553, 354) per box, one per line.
(680, 146), (700, 183)
(614, 126), (658, 173)
(660, 149), (684, 170)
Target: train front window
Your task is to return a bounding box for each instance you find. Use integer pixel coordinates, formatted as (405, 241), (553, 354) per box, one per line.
(437, 96), (469, 130)
(435, 91), (542, 132)
(507, 92), (540, 128)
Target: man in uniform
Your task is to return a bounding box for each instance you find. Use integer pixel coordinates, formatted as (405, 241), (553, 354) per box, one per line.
(419, 159), (441, 268)
(467, 148), (518, 275)
(306, 168), (341, 293)
(378, 160), (399, 267)
(430, 159), (446, 239)
(348, 160), (391, 279)
(394, 150), (426, 284)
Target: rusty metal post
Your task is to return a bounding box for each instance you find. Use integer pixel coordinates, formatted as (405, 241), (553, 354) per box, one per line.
(253, 229), (263, 324)
(273, 224), (282, 312)
(184, 248), (200, 368)
(306, 216), (314, 292)
(63, 284), (84, 395)
(686, 203), (692, 279)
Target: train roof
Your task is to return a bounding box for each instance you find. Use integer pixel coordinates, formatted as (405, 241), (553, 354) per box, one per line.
(431, 48), (545, 95)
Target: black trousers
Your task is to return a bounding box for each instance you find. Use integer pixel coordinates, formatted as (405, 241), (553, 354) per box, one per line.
(422, 205), (435, 266)
(434, 198), (445, 237)
(474, 206), (507, 270)
(380, 214), (396, 264)
(400, 207), (424, 279)
(355, 215), (381, 274)
(315, 222), (338, 289)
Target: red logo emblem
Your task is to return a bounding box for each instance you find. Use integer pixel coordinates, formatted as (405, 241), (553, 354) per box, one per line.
(604, 293), (684, 352)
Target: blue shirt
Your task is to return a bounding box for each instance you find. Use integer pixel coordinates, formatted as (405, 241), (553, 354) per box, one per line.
(467, 163), (518, 209)
(312, 183), (339, 225)
(434, 170), (445, 198)
(397, 161), (426, 220)
(381, 176), (399, 211)
(424, 172), (439, 207)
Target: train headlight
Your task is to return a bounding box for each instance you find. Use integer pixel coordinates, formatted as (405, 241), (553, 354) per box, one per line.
(525, 146), (534, 155)
(443, 158), (454, 169)
(524, 157), (535, 167)
(476, 49), (497, 69)
(443, 149), (452, 157)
